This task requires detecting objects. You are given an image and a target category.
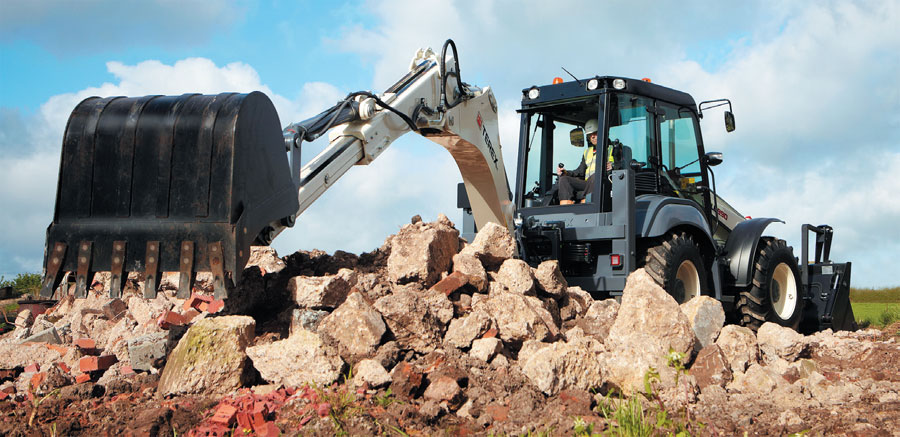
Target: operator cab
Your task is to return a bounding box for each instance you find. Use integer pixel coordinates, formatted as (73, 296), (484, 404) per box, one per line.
(513, 76), (717, 292)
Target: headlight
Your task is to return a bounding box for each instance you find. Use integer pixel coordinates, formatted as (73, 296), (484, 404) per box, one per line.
(613, 78), (626, 90)
(587, 78), (599, 91)
(527, 87), (540, 99)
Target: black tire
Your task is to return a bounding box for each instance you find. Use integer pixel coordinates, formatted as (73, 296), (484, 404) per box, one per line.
(644, 232), (709, 304)
(737, 238), (803, 331)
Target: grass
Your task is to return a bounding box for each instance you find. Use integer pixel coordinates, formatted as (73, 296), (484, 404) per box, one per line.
(850, 286), (900, 328)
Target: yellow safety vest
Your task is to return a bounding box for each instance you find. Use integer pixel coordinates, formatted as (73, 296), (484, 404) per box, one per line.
(583, 145), (615, 179)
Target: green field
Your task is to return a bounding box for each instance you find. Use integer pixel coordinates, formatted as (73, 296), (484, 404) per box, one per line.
(850, 287), (900, 328)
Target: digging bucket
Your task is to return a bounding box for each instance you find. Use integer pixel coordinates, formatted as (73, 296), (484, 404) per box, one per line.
(40, 92), (298, 300)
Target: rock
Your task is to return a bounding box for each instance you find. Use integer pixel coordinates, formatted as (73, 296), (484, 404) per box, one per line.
(777, 410), (803, 428)
(731, 363), (780, 393)
(127, 332), (169, 371)
(757, 322), (806, 362)
(318, 292), (386, 361)
(560, 286), (594, 321)
(289, 269), (357, 309)
(603, 269), (695, 392)
(375, 286), (445, 353)
(390, 362), (424, 400)
(470, 337), (502, 362)
(491, 353), (509, 368)
(387, 218), (460, 287)
(14, 308), (33, 328)
(691, 344), (733, 390)
(32, 365), (73, 396)
(680, 296), (725, 349)
(101, 298), (128, 321)
(444, 310), (493, 349)
(533, 260), (567, 297)
(419, 400), (443, 421)
(290, 309), (329, 334)
(577, 299), (618, 341)
(158, 316), (255, 398)
(422, 288), (455, 326)
(424, 375), (462, 404)
(246, 246), (286, 274)
(353, 359), (391, 388)
(473, 290), (556, 343)
(495, 259), (536, 296)
(452, 253), (487, 292)
(457, 222), (516, 269)
(374, 341), (401, 370)
(0, 343), (65, 370)
(715, 324), (759, 373)
(20, 326), (62, 344)
(246, 329), (344, 387)
(520, 336), (604, 395)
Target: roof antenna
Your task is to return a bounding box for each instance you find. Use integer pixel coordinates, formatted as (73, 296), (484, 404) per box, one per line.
(561, 67), (582, 86)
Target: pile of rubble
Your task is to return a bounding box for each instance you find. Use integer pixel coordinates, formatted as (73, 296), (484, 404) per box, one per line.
(1, 215), (898, 435)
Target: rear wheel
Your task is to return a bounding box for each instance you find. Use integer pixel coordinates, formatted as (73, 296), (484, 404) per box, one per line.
(737, 238), (803, 331)
(644, 232), (708, 304)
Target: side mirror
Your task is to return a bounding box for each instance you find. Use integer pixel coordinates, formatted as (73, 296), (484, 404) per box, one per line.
(704, 151), (723, 167)
(724, 111), (735, 132)
(569, 128), (584, 147)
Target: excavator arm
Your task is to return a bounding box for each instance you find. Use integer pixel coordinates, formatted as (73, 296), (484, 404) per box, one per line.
(276, 41), (513, 241)
(39, 40), (513, 300)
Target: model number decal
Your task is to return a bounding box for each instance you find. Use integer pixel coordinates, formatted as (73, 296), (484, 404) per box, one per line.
(717, 208), (728, 220)
(477, 112), (500, 170)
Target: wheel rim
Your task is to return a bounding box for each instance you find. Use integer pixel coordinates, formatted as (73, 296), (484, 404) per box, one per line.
(771, 263), (797, 319)
(675, 260), (701, 302)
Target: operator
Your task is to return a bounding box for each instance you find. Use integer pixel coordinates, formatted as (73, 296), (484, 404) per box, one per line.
(556, 119), (612, 205)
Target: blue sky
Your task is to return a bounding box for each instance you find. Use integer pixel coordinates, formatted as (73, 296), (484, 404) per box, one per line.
(1, 0), (898, 287)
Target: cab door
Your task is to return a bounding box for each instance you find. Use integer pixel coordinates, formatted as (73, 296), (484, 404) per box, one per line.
(655, 102), (710, 215)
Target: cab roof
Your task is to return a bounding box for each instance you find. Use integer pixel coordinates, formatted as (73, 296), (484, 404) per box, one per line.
(520, 76), (697, 111)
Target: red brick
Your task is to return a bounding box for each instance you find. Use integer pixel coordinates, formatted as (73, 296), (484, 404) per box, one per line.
(0, 391), (8, 401)
(23, 363), (39, 373)
(485, 404), (509, 422)
(235, 412), (253, 432)
(30, 372), (46, 388)
(256, 421), (280, 437)
(431, 271), (468, 295)
(0, 385), (15, 394)
(75, 373), (91, 384)
(75, 338), (96, 350)
(55, 362), (70, 373)
(120, 365), (135, 376)
(481, 327), (498, 339)
(183, 293), (213, 311)
(157, 311), (185, 329)
(316, 402), (331, 418)
(197, 301), (210, 312)
(0, 369), (16, 379)
(206, 299), (225, 314)
(210, 404), (237, 426)
(182, 309), (201, 323)
(79, 355), (118, 372)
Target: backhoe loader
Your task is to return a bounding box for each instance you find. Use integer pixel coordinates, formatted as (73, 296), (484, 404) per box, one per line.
(39, 40), (852, 333)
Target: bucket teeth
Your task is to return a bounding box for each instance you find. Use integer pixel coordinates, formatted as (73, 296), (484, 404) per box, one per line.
(177, 241), (195, 299)
(41, 242), (67, 298)
(144, 241), (160, 299)
(209, 242), (228, 299)
(109, 241), (126, 298)
(75, 241), (93, 298)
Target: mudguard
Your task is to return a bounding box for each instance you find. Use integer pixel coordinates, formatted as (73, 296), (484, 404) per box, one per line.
(723, 217), (783, 288)
(635, 195), (715, 249)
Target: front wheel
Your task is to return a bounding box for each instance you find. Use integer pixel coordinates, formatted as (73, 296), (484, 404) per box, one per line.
(737, 238), (804, 331)
(644, 232), (708, 304)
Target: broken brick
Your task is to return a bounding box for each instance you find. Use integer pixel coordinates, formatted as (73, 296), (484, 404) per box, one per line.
(55, 362), (70, 373)
(30, 372), (46, 388)
(316, 402), (331, 417)
(485, 404), (510, 422)
(75, 338), (96, 350)
(481, 327), (499, 339)
(183, 293), (213, 311)
(0, 369), (16, 380)
(210, 404), (237, 426)
(236, 412), (253, 432)
(24, 363), (40, 373)
(79, 355), (118, 372)
(1, 385), (14, 394)
(431, 271), (469, 296)
(120, 365), (135, 376)
(0, 391), (8, 401)
(255, 421), (280, 437)
(182, 309), (201, 323)
(75, 373), (91, 384)
(156, 311), (185, 329)
(206, 299), (225, 314)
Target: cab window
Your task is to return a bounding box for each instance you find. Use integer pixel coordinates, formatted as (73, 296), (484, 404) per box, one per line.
(608, 94), (654, 167)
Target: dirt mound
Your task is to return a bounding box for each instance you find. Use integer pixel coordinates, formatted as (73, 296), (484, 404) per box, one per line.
(2, 214), (899, 435)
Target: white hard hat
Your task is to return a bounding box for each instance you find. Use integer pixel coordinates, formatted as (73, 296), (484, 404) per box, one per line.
(584, 119), (598, 135)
